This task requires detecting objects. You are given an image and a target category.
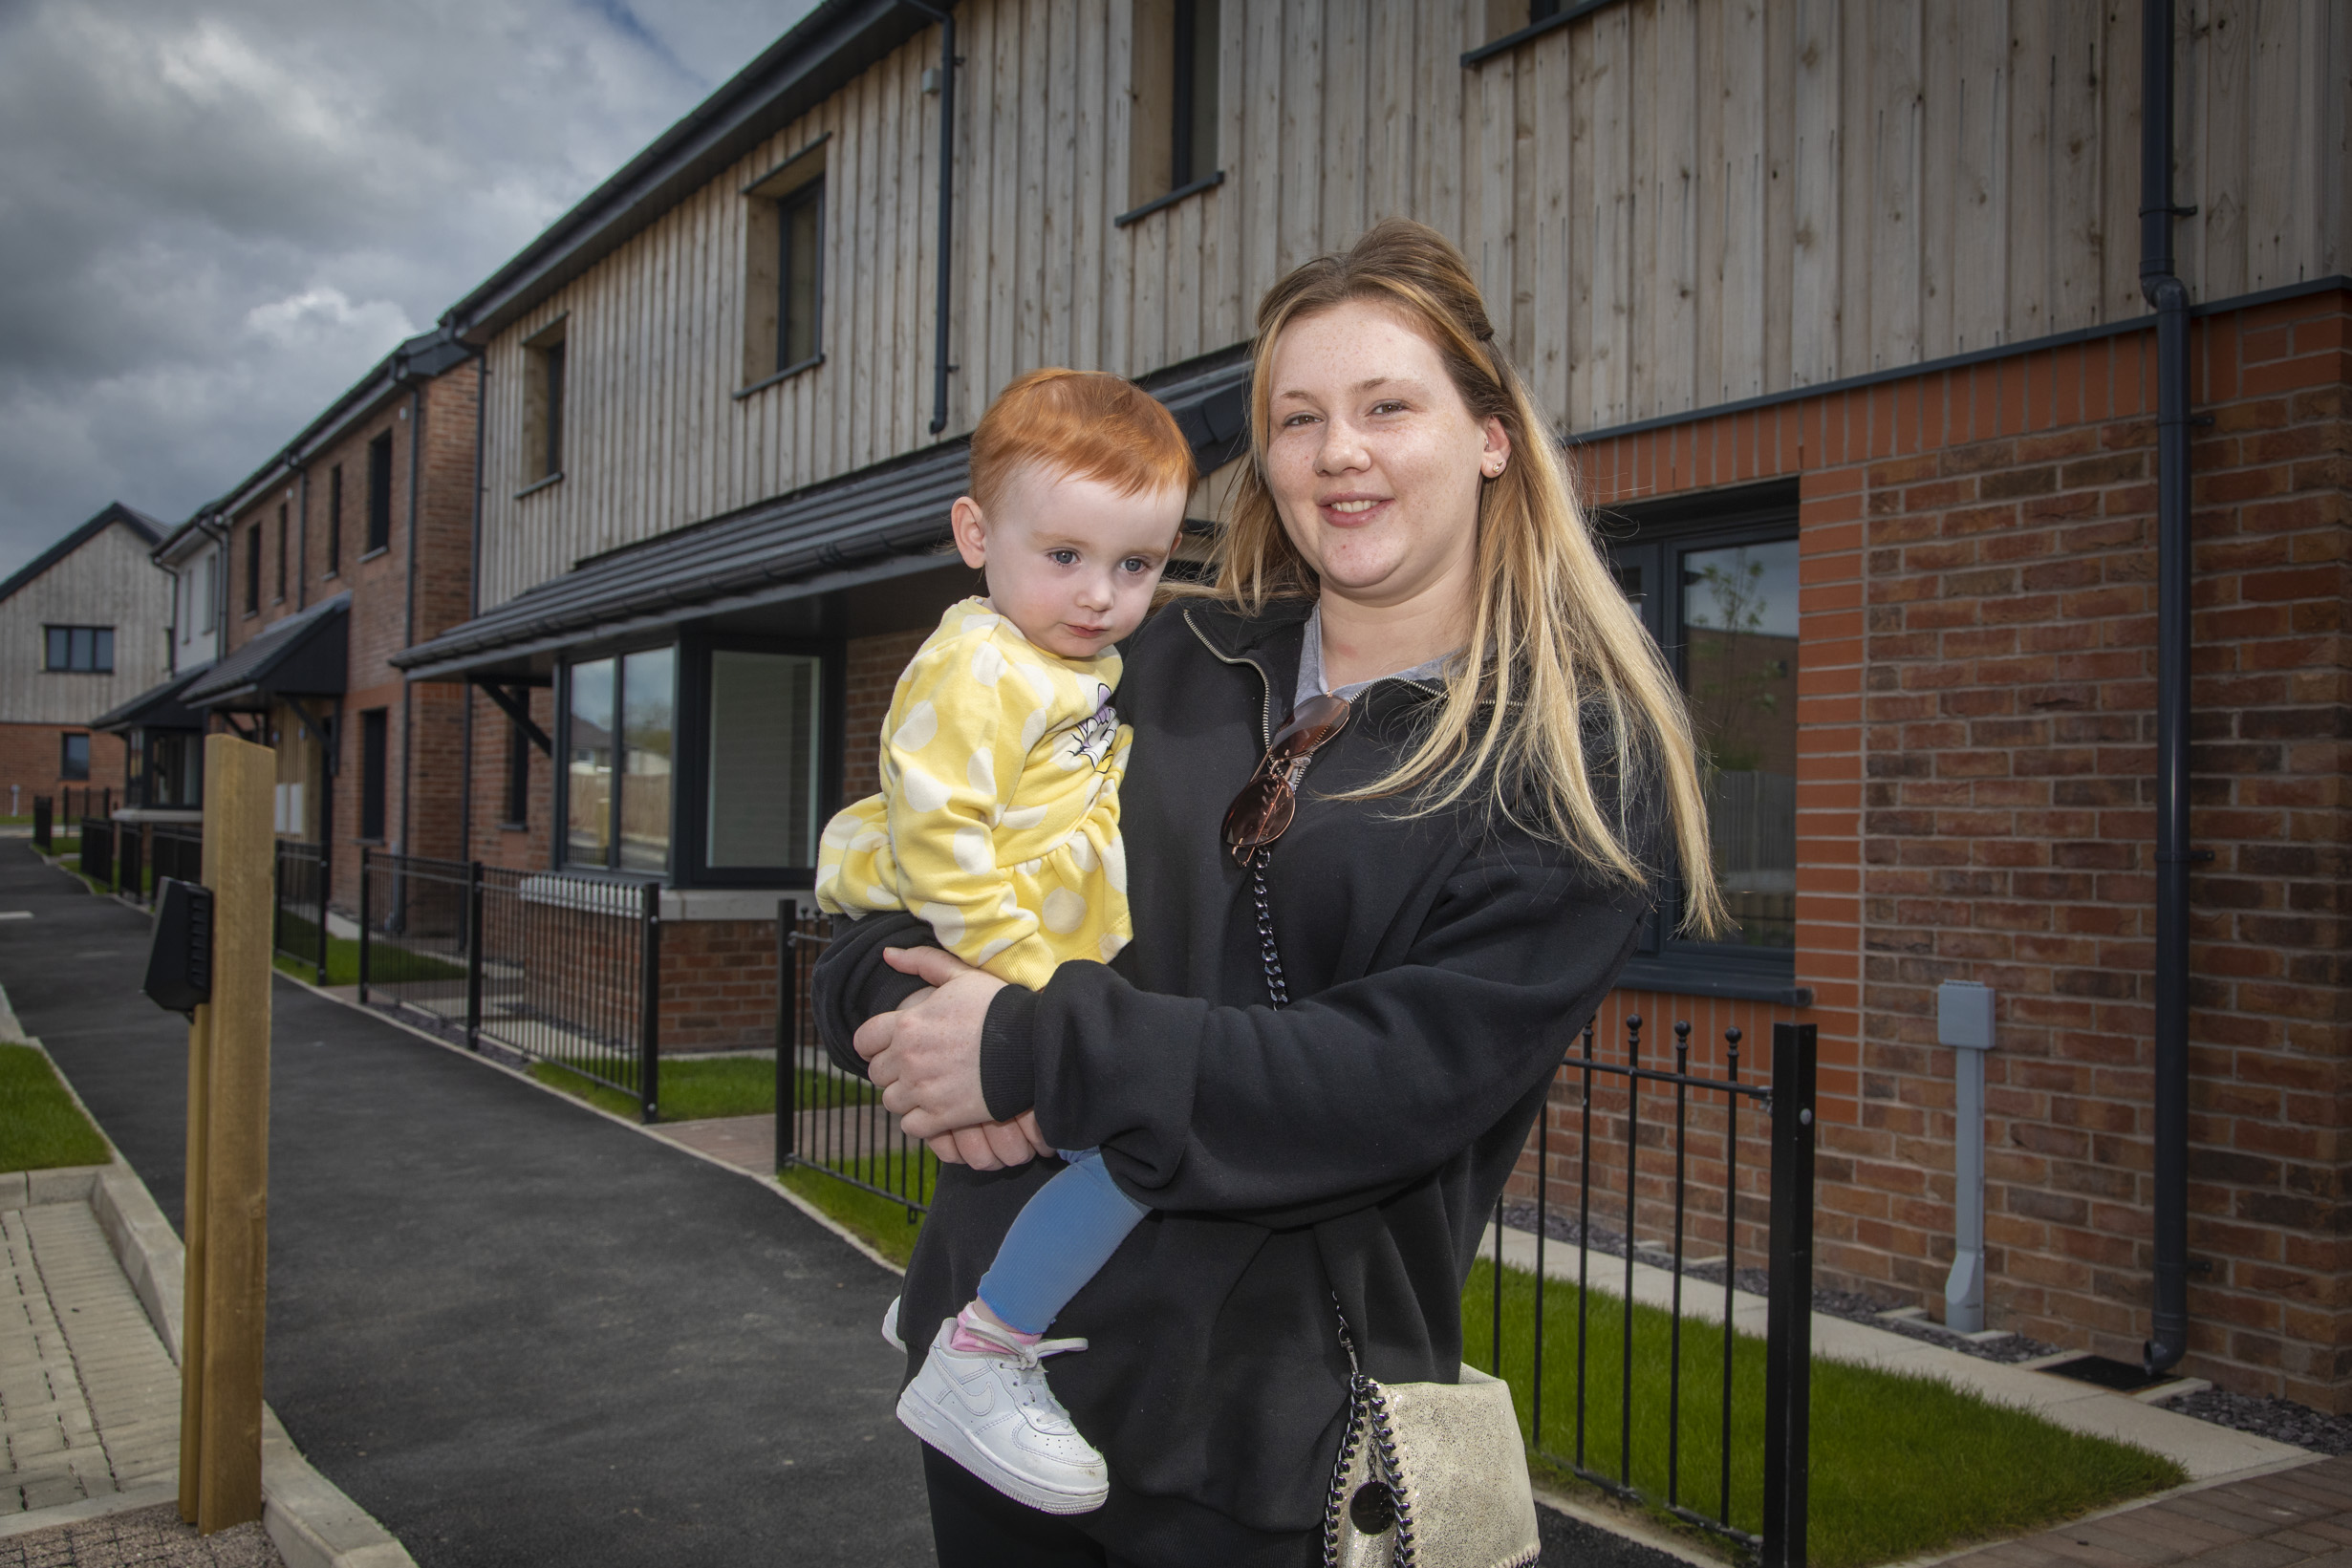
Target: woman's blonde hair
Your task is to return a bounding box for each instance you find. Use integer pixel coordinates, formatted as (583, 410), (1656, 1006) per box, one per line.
(1212, 219), (1725, 934)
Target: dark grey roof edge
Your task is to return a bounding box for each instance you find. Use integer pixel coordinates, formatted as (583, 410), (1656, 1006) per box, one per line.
(441, 0), (919, 345)
(0, 503), (166, 609)
(90, 668), (207, 733)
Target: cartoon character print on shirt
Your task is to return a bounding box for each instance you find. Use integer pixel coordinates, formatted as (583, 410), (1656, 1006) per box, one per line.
(1064, 683), (1120, 774)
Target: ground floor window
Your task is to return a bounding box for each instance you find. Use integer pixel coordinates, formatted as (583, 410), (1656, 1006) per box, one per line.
(564, 647), (675, 873)
(60, 733), (90, 781)
(147, 732), (203, 809)
(359, 708), (389, 841)
(1605, 481), (1800, 986)
(504, 714), (531, 827)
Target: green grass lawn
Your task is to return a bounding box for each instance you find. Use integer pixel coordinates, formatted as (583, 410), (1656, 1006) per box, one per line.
(1460, 1257), (2185, 1566)
(529, 1054), (830, 1124)
(781, 1152), (937, 1267)
(0, 1043), (111, 1171)
(271, 919), (468, 989)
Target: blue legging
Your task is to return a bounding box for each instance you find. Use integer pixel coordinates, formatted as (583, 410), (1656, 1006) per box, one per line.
(974, 1148), (1149, 1337)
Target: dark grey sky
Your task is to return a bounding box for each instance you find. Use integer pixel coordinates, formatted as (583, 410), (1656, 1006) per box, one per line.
(0, 0), (816, 578)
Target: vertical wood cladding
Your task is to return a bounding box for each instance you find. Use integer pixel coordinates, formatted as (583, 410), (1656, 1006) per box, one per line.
(475, 0), (2350, 612)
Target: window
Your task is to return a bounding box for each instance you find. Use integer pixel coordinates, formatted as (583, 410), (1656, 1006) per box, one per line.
(1121, 0), (1221, 223)
(564, 648), (674, 873)
(702, 651), (824, 870)
(60, 734), (89, 782)
(44, 626), (114, 673)
(359, 708), (389, 841)
(504, 716), (531, 827)
(1604, 483), (1800, 991)
(198, 553), (216, 634)
(522, 320), (567, 484)
(246, 524), (261, 613)
(366, 431), (394, 552)
(326, 464), (343, 575)
(275, 503), (289, 601)
(741, 144), (826, 389)
(150, 733), (202, 809)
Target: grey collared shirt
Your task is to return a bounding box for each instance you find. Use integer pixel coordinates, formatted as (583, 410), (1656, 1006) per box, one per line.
(1293, 603), (1458, 711)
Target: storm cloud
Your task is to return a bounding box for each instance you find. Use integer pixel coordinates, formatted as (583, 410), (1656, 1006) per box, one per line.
(0, 0), (813, 576)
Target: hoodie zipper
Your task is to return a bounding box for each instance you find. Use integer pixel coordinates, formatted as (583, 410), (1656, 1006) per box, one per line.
(1184, 605), (1276, 749)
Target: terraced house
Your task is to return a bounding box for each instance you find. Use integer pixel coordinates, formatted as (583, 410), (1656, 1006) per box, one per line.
(385, 0), (2352, 1409)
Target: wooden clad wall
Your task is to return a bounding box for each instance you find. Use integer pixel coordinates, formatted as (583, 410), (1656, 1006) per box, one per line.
(475, 0), (2349, 612)
(0, 524), (175, 726)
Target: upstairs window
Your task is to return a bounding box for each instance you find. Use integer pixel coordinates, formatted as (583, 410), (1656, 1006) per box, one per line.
(198, 553), (216, 634)
(741, 143), (827, 390)
(523, 319), (568, 485)
(275, 503), (289, 601)
(1604, 482), (1801, 992)
(44, 625), (114, 673)
(245, 525), (261, 613)
(1121, 0), (1221, 224)
(366, 431), (394, 552)
(327, 463), (343, 575)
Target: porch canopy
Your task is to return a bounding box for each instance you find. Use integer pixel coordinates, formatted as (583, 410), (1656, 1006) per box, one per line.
(392, 354), (1249, 685)
(183, 592), (350, 713)
(90, 668), (209, 737)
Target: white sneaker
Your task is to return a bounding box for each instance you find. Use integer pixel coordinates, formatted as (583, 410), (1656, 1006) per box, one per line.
(895, 1317), (1109, 1514)
(881, 1296), (905, 1352)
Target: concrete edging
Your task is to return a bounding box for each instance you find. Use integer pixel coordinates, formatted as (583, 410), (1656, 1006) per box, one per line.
(10, 1028), (418, 1568)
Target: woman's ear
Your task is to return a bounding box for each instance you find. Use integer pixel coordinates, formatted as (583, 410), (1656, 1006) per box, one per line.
(1479, 416), (1513, 479)
(950, 496), (988, 569)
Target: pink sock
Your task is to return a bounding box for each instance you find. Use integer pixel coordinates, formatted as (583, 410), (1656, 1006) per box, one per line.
(951, 1302), (1043, 1353)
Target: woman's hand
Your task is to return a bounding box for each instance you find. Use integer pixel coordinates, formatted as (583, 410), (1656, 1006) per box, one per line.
(856, 946), (1020, 1149)
(925, 1111), (1052, 1171)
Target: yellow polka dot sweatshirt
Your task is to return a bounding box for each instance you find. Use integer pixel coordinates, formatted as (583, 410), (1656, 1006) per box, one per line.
(816, 597), (1132, 992)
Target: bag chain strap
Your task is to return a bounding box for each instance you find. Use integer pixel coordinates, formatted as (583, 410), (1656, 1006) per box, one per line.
(1322, 1303), (1419, 1566)
(1252, 852), (1290, 1007)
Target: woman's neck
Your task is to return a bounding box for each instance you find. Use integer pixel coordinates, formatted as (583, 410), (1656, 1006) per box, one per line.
(1314, 588), (1470, 690)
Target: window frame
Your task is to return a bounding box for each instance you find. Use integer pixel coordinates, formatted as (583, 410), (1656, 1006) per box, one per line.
(1598, 479), (1806, 1003)
(59, 733), (90, 782)
(775, 177), (826, 379)
(365, 431), (395, 555)
(44, 625), (114, 674)
(671, 632), (844, 889)
(1115, 0), (1226, 227)
(556, 639), (678, 878)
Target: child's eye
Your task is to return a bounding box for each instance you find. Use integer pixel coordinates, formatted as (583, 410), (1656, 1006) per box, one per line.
(1047, 548), (1079, 566)
(1120, 557), (1155, 574)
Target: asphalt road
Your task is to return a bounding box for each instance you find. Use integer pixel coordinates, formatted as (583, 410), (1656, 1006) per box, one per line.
(0, 841), (932, 1568)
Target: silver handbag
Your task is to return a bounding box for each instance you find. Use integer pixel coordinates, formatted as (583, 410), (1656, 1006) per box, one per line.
(1324, 1315), (1543, 1568)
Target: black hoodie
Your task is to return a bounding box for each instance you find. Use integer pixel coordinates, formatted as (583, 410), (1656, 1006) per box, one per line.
(815, 596), (1652, 1565)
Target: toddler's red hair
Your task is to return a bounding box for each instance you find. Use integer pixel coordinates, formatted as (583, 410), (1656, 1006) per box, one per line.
(968, 368), (1196, 516)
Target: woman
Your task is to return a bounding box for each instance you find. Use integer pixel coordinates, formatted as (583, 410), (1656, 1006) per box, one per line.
(816, 219), (1722, 1567)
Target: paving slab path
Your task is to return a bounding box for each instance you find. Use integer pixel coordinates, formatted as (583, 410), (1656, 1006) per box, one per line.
(0, 843), (931, 1568)
(1935, 1455), (2352, 1568)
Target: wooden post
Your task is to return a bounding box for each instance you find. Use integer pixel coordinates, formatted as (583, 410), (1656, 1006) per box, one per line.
(179, 733), (273, 1533)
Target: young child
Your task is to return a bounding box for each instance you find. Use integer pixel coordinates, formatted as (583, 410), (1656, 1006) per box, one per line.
(816, 367), (1194, 1515)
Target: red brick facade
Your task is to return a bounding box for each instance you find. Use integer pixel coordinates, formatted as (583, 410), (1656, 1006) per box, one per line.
(1554, 289), (2351, 1408)
(0, 721), (126, 813)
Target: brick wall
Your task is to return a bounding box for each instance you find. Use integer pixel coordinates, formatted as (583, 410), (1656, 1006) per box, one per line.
(1567, 288), (2350, 1407)
(0, 722), (126, 811)
(841, 628), (925, 803)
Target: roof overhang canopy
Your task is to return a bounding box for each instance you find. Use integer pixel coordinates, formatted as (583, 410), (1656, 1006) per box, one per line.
(396, 355), (1250, 684)
(183, 594), (350, 713)
(91, 669), (210, 736)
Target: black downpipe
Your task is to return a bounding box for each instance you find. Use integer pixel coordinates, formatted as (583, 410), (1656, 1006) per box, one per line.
(2140, 0), (2193, 1378)
(901, 2), (957, 435)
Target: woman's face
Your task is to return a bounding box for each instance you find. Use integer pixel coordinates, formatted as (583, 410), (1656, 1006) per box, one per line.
(1262, 299), (1509, 616)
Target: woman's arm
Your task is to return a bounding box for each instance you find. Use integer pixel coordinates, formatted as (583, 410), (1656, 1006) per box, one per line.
(990, 839), (1646, 1225)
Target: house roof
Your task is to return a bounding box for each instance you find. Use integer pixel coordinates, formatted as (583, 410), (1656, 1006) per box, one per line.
(392, 353), (1254, 681)
(442, 0), (926, 345)
(0, 503), (164, 610)
(183, 593), (350, 712)
(90, 669), (209, 735)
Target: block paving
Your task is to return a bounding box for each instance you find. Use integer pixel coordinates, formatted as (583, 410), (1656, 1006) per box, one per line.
(1942, 1457), (2352, 1568)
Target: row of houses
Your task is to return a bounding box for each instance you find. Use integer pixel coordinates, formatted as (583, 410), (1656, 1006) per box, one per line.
(18, 0), (2348, 1413)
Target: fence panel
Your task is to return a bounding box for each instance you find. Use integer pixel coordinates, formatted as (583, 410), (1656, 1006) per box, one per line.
(77, 818), (112, 887)
(358, 849), (661, 1121)
(32, 796), (50, 851)
(153, 825), (203, 890)
(775, 917), (934, 1217)
(271, 841), (328, 984)
(117, 823), (144, 901)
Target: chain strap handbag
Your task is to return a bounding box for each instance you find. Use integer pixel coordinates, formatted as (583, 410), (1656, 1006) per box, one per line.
(1220, 695), (1542, 1568)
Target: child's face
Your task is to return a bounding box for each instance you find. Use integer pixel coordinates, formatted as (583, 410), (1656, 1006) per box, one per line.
(950, 463), (1186, 660)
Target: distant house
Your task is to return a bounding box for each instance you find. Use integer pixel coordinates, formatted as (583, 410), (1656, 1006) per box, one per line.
(0, 503), (171, 812)
(93, 512), (237, 816)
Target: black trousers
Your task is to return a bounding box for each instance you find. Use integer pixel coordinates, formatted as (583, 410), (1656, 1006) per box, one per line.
(923, 1448), (1135, 1567)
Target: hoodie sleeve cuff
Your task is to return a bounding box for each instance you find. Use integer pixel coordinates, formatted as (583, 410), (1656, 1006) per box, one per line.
(978, 983), (1041, 1123)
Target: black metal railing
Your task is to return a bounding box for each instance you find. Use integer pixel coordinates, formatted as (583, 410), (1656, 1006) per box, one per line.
(32, 795), (51, 851)
(117, 821), (144, 901)
(272, 840), (330, 985)
(358, 848), (662, 1121)
(153, 824), (203, 892)
(78, 817), (113, 887)
(1473, 1017), (1816, 1568)
(775, 913), (934, 1216)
